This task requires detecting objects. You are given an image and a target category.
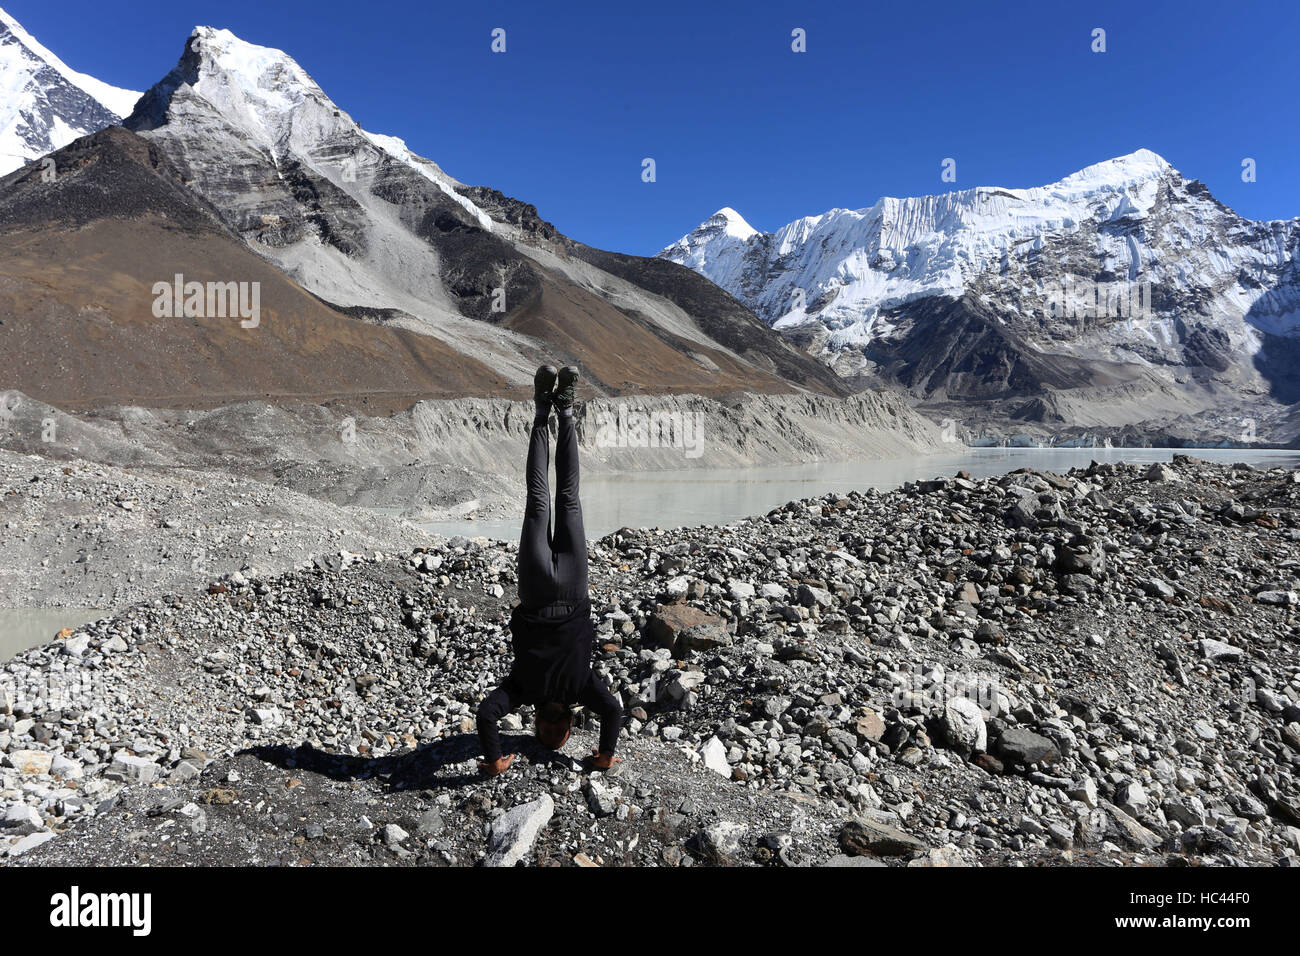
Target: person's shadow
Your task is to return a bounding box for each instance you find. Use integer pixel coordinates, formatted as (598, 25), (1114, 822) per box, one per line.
(242, 732), (574, 792)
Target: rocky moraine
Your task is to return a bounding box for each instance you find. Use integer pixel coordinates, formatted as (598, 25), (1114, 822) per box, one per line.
(3, 456), (1300, 866)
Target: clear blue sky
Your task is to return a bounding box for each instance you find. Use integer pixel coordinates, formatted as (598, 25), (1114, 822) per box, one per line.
(8, 0), (1298, 254)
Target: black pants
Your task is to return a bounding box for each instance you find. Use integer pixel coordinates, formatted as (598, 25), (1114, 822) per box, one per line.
(477, 675), (622, 762)
(518, 413), (588, 608)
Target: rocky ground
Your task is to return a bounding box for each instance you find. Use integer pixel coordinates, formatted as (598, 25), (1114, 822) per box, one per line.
(3, 456), (1300, 867)
(0, 448), (434, 610)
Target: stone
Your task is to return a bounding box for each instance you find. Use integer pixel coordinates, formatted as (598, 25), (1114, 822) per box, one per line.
(1100, 803), (1160, 850)
(381, 824), (409, 845)
(644, 604), (730, 656)
(48, 755), (83, 779)
(169, 759), (203, 783)
(906, 846), (971, 867)
(1255, 590), (1298, 606)
(658, 669), (706, 707)
(838, 816), (927, 856)
(688, 821), (747, 862)
(995, 728), (1060, 766)
(941, 697), (987, 754)
(663, 576), (690, 600)
(727, 580), (756, 601)
(700, 736), (731, 778)
(584, 777), (620, 817)
(1282, 723), (1300, 753)
(854, 710), (886, 742)
(1143, 578), (1177, 600)
(5, 830), (56, 857)
(108, 753), (159, 785)
(796, 583), (832, 608)
(1068, 777), (1099, 808)
(5, 750), (52, 776)
(246, 706), (284, 727)
(1199, 638), (1242, 662)
(1, 805), (43, 833)
(1145, 463), (1180, 482)
(974, 753), (1005, 774)
(1115, 780), (1148, 812)
(484, 795), (554, 867)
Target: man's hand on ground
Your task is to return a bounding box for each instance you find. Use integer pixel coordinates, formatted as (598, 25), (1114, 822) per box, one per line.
(478, 753), (516, 776)
(583, 749), (622, 771)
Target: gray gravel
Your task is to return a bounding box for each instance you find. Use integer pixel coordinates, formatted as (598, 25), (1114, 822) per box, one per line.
(4, 455), (1300, 867)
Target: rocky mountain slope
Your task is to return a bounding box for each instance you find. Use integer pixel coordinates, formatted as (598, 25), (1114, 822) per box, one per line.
(103, 26), (844, 404)
(0, 126), (511, 410)
(4, 457), (1300, 866)
(662, 153), (1300, 440)
(0, 6), (137, 175)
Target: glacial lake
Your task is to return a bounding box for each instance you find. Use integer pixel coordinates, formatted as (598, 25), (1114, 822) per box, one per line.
(418, 446), (1300, 542)
(0, 608), (109, 663)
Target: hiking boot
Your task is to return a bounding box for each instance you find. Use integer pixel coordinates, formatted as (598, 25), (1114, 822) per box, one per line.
(533, 365), (557, 420)
(534, 365), (558, 404)
(553, 365), (579, 414)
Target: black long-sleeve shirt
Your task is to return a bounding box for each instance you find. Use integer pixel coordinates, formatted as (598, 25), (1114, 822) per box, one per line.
(507, 599), (596, 705)
(477, 599), (622, 761)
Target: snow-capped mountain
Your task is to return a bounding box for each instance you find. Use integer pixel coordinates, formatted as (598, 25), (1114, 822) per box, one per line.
(661, 152), (1300, 427)
(111, 26), (841, 398)
(0, 6), (138, 174)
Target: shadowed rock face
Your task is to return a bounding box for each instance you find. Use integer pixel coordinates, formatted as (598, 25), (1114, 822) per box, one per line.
(110, 27), (841, 403)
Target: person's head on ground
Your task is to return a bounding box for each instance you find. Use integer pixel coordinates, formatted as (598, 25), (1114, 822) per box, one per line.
(535, 701), (572, 750)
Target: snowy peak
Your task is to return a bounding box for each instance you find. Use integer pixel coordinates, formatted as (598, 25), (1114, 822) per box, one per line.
(1050, 148), (1174, 192)
(0, 5), (139, 174)
(659, 148), (1199, 332)
(711, 207), (758, 240)
(128, 26), (340, 152)
(658, 206), (765, 284)
(127, 25), (491, 229)
(660, 149), (1300, 394)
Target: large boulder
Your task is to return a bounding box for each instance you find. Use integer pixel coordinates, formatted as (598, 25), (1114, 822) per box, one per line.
(838, 815), (926, 856)
(5, 751), (52, 776)
(644, 604), (730, 656)
(994, 728), (1060, 766)
(941, 697), (987, 755)
(484, 794), (555, 867)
